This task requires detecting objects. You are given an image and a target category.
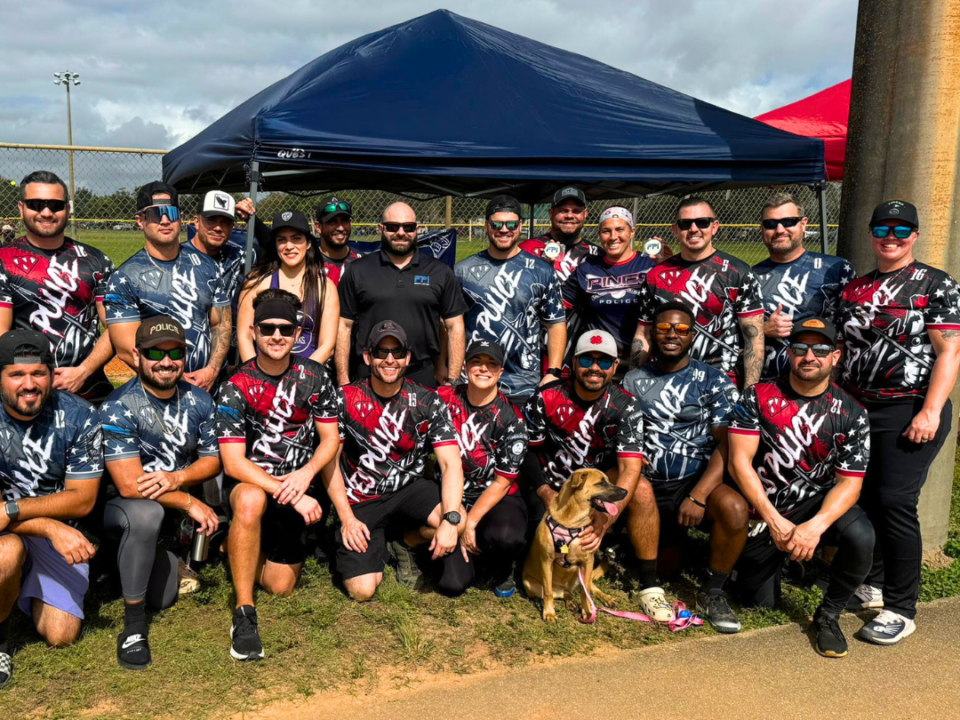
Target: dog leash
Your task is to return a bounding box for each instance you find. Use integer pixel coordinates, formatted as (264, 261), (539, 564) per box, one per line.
(576, 568), (702, 631)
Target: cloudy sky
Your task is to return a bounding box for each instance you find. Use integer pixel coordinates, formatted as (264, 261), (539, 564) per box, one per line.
(1, 0), (857, 151)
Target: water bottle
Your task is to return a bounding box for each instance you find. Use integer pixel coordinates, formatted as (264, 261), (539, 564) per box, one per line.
(191, 526), (210, 563)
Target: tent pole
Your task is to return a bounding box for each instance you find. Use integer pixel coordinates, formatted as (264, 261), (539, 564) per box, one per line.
(244, 160), (260, 274)
(817, 181), (829, 254)
(529, 203), (536, 240)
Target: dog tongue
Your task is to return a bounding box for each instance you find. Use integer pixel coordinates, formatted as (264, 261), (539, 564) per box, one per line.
(602, 501), (619, 516)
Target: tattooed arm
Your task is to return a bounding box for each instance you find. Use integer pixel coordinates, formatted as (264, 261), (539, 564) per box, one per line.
(739, 314), (764, 388)
(904, 327), (960, 443)
(630, 323), (651, 369)
(184, 305), (232, 392)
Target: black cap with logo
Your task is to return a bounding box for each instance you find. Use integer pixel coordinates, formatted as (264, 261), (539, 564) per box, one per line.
(870, 199), (919, 229)
(136, 181), (179, 212)
(317, 196), (353, 223)
(366, 320), (408, 350)
(789, 316), (837, 346)
(270, 210), (313, 240)
(0, 329), (54, 367)
(551, 186), (587, 207)
(135, 315), (187, 349)
(465, 340), (505, 366)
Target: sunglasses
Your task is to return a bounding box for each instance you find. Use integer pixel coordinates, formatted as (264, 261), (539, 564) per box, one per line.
(871, 225), (915, 240)
(761, 216), (802, 230)
(371, 345), (407, 359)
(788, 342), (834, 358)
(258, 322), (296, 337)
(488, 220), (520, 231)
(322, 201), (352, 216)
(23, 198), (68, 213)
(676, 217), (715, 231)
(654, 322), (693, 337)
(142, 347), (186, 362)
(139, 205), (181, 224)
(577, 355), (616, 370)
(382, 222), (418, 234)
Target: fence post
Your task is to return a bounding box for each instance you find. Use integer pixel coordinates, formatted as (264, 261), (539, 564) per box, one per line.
(445, 196), (452, 229)
(817, 182), (829, 253)
(244, 160), (259, 275)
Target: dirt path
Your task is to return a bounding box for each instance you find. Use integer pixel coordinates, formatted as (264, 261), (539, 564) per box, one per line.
(231, 597), (960, 720)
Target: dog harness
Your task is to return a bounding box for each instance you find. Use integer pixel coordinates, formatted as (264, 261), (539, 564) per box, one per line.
(545, 514), (588, 568)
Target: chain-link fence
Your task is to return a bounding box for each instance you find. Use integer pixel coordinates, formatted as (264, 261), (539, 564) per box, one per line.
(0, 144), (842, 268)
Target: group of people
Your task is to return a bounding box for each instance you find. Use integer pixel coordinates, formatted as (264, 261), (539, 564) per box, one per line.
(0, 171), (957, 686)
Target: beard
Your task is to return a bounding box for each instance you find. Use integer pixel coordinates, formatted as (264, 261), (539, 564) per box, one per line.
(139, 357), (182, 391)
(1, 384), (51, 418)
(24, 212), (69, 239)
(381, 235), (416, 257)
(553, 227), (582, 245)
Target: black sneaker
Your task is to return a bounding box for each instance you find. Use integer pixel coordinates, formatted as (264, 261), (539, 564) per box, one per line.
(230, 605), (264, 661)
(117, 628), (151, 670)
(387, 540), (424, 590)
(0, 651), (11, 689)
(813, 607), (848, 658)
(696, 590), (742, 634)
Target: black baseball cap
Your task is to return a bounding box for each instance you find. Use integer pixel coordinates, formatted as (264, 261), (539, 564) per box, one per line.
(0, 329), (53, 367)
(465, 340), (505, 366)
(317, 196), (353, 223)
(367, 320), (408, 350)
(551, 186), (587, 207)
(789, 317), (837, 346)
(270, 210), (313, 240)
(870, 200), (919, 229)
(136, 181), (179, 212)
(135, 315), (186, 349)
(485, 194), (522, 219)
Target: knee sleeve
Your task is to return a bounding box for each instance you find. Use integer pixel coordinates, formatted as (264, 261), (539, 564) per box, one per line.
(146, 550), (179, 611)
(104, 498), (165, 602)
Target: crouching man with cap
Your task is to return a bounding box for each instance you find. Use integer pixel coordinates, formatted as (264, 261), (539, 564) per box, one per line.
(322, 320), (465, 601)
(728, 317), (875, 658)
(216, 290), (341, 660)
(99, 316), (222, 670)
(0, 329), (103, 689)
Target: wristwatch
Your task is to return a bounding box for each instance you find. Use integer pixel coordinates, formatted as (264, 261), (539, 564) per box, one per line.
(4, 500), (20, 522)
(546, 367), (563, 377)
(442, 511), (462, 526)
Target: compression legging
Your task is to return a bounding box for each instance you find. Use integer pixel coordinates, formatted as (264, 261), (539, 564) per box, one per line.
(103, 497), (178, 610)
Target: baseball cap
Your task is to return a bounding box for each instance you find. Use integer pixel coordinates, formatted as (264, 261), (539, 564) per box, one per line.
(465, 339), (505, 366)
(574, 330), (618, 358)
(552, 186), (587, 207)
(135, 315), (186, 349)
(367, 320), (408, 350)
(270, 210), (313, 240)
(485, 194), (522, 219)
(317, 196), (353, 223)
(136, 181), (179, 212)
(789, 317), (837, 346)
(200, 191), (236, 221)
(0, 329), (53, 367)
(870, 200), (919, 229)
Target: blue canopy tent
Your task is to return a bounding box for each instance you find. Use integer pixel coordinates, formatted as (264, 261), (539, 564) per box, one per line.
(163, 9), (825, 266)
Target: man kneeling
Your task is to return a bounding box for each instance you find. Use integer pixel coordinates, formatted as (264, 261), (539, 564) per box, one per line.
(323, 321), (465, 601)
(728, 318), (875, 658)
(216, 290), (340, 660)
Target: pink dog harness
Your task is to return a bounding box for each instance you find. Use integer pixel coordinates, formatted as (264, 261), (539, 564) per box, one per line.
(545, 514), (588, 568)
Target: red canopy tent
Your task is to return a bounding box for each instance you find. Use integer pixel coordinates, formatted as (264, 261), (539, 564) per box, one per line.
(755, 79), (851, 181)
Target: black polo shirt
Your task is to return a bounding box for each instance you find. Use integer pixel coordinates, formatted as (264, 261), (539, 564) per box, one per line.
(338, 248), (467, 367)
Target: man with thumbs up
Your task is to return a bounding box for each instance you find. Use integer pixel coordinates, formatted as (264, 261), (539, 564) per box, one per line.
(752, 193), (855, 380)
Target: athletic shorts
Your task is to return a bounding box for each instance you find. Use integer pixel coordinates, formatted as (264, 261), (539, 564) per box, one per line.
(11, 535), (90, 620)
(651, 476), (702, 545)
(227, 486), (308, 566)
(335, 478), (440, 580)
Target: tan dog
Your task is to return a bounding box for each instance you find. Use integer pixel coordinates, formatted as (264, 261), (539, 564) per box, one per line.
(523, 469), (627, 622)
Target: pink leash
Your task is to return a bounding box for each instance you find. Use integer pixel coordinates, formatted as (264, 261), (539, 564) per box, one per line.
(576, 569), (703, 632)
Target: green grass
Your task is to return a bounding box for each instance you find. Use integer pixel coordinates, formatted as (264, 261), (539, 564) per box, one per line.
(2, 451), (958, 720)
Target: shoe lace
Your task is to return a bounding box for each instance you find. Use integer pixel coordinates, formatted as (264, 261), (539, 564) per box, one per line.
(872, 610), (902, 626)
(817, 612), (842, 636)
(236, 609), (258, 635)
(706, 592), (733, 616)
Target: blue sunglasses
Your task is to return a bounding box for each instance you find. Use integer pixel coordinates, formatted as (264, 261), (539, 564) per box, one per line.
(577, 355), (615, 370)
(140, 205), (181, 224)
(871, 225), (914, 240)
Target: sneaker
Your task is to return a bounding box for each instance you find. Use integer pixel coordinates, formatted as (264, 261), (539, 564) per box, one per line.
(859, 609), (916, 645)
(813, 607), (847, 658)
(638, 586), (674, 623)
(117, 628), (151, 670)
(178, 558), (200, 595)
(230, 605), (264, 661)
(0, 651), (11, 689)
(846, 584), (884, 611)
(387, 540), (424, 590)
(696, 590), (741, 634)
(494, 575), (517, 599)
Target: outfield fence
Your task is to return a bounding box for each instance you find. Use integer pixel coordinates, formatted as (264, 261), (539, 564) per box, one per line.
(0, 143), (842, 267)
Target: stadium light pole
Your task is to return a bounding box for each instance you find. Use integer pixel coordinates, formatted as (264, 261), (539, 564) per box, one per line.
(53, 71), (81, 235)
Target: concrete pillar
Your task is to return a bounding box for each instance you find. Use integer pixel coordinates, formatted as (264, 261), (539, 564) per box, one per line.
(838, 0), (960, 551)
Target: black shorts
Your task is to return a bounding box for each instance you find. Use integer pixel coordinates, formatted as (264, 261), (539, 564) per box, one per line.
(228, 485), (307, 566)
(652, 476), (701, 544)
(335, 478), (440, 580)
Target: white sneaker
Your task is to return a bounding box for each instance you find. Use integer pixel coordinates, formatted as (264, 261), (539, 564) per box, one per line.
(638, 587), (674, 623)
(859, 609), (916, 645)
(846, 584), (884, 610)
(178, 558), (200, 595)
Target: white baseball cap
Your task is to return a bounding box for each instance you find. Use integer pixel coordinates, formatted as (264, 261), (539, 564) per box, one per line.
(200, 190), (236, 220)
(574, 330), (618, 358)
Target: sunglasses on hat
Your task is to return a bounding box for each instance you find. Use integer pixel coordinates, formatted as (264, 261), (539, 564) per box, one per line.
(871, 226), (914, 240)
(323, 201), (352, 216)
(761, 217), (802, 230)
(676, 217), (715, 231)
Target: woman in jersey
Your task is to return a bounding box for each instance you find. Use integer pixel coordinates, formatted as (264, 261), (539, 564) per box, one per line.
(237, 210), (338, 364)
(563, 206), (654, 372)
(837, 199), (960, 645)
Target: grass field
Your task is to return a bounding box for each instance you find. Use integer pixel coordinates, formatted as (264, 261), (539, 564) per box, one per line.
(2, 452), (958, 720)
